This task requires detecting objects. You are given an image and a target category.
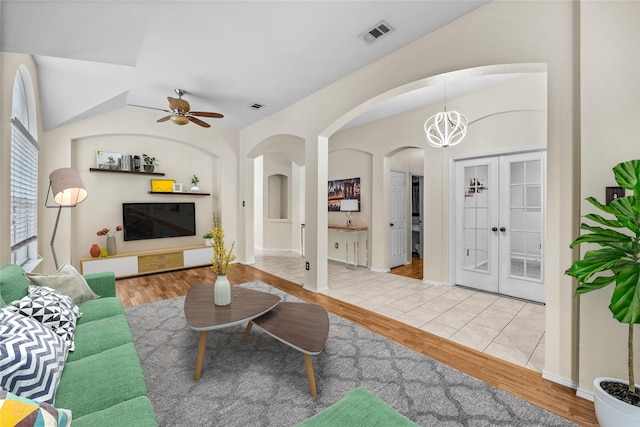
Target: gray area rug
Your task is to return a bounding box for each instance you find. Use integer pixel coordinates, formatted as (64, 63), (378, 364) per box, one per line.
(125, 281), (574, 426)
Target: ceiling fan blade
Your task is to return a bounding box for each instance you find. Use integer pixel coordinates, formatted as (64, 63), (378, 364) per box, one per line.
(190, 111), (224, 119)
(157, 115), (172, 123)
(188, 116), (211, 128)
(127, 104), (171, 113)
(167, 96), (182, 111)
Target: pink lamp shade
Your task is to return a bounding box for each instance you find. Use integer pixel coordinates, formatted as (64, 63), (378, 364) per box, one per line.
(49, 168), (88, 206)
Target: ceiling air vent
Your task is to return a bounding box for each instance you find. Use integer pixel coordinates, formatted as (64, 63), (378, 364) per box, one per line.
(360, 20), (394, 44)
(248, 103), (265, 110)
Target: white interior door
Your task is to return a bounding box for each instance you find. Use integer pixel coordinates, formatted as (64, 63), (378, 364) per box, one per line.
(455, 157), (499, 292)
(389, 170), (406, 268)
(454, 151), (545, 303)
(498, 152), (545, 302)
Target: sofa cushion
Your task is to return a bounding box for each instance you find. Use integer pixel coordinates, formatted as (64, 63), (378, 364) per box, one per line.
(295, 387), (418, 427)
(70, 396), (157, 427)
(0, 309), (68, 404)
(76, 297), (124, 324)
(0, 263), (32, 304)
(5, 289), (80, 351)
(55, 343), (148, 418)
(66, 315), (133, 362)
(0, 389), (72, 427)
(25, 263), (99, 305)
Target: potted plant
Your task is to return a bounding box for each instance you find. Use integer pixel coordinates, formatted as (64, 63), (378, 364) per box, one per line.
(190, 174), (200, 192)
(565, 159), (640, 426)
(142, 154), (157, 173)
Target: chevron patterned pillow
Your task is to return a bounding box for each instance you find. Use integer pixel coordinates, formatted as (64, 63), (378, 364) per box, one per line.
(0, 309), (68, 404)
(6, 286), (81, 351)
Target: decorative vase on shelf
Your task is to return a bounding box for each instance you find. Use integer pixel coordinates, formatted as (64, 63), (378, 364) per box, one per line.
(106, 236), (117, 256)
(214, 275), (231, 306)
(90, 244), (100, 258)
(143, 165), (154, 173)
(190, 186), (200, 193)
(100, 247), (108, 257)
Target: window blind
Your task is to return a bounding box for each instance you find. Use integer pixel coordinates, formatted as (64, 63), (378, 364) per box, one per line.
(11, 117), (39, 259)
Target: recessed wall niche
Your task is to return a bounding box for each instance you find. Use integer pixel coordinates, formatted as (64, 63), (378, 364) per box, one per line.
(268, 174), (288, 220)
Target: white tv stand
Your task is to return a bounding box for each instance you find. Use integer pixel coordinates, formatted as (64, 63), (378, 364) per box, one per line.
(80, 245), (212, 278)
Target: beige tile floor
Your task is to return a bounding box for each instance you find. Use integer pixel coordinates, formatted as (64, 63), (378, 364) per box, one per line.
(252, 249), (545, 372)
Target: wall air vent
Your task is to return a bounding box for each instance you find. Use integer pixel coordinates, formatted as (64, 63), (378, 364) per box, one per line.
(248, 103), (265, 110)
(360, 20), (394, 44)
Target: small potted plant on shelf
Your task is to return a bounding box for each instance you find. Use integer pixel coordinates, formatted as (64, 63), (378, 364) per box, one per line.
(203, 214), (216, 245)
(142, 154), (157, 173)
(190, 174), (200, 193)
(565, 159), (640, 426)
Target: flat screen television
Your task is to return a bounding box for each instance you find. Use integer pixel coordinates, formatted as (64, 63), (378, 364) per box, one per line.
(123, 202), (196, 241)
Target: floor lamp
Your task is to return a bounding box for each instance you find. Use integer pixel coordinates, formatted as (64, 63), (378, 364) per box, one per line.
(46, 168), (88, 270)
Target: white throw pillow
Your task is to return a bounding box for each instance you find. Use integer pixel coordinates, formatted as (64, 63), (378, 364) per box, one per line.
(25, 263), (99, 305)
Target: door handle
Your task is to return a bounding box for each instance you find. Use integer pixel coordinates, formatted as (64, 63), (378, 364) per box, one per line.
(500, 227), (506, 232)
(390, 223), (394, 227)
(492, 227), (498, 232)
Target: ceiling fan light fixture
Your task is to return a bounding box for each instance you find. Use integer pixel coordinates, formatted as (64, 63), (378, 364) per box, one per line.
(170, 114), (189, 125)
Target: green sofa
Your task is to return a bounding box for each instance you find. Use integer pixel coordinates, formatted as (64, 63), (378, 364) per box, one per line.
(0, 263), (157, 426)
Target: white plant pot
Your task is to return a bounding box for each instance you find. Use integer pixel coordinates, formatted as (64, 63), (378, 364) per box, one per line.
(594, 377), (640, 426)
(204, 238), (213, 246)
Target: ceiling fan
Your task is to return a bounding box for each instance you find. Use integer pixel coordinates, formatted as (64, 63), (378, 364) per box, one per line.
(129, 89), (223, 128)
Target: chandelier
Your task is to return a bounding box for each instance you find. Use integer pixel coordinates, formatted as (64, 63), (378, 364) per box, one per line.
(424, 83), (468, 148)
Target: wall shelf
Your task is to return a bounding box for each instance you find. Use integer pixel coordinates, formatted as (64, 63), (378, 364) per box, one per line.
(148, 191), (211, 196)
(89, 168), (165, 176)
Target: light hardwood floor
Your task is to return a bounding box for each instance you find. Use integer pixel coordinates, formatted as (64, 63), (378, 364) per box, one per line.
(117, 264), (597, 426)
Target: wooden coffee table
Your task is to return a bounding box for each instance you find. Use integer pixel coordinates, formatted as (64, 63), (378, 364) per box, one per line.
(184, 282), (280, 380)
(242, 302), (329, 397)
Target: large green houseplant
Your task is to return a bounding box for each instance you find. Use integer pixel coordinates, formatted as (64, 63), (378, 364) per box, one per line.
(565, 160), (640, 412)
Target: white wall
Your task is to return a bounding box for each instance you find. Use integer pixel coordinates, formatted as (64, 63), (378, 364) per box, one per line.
(239, 0), (577, 391)
(578, 0), (640, 397)
(39, 107), (239, 273)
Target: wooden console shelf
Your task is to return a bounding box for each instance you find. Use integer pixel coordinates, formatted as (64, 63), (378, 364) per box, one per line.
(148, 191), (211, 196)
(89, 168), (165, 176)
(80, 245), (212, 278)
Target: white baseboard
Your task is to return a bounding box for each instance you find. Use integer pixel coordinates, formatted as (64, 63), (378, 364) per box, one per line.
(576, 387), (595, 402)
(541, 370), (581, 391)
(370, 267), (390, 273)
(422, 278), (451, 286)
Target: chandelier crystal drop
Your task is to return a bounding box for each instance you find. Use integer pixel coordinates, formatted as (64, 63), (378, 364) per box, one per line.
(424, 110), (468, 148)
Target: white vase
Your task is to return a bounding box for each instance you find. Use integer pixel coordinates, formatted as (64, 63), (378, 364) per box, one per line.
(594, 377), (640, 426)
(190, 185), (200, 193)
(106, 236), (117, 256)
(214, 275), (231, 306)
(205, 238), (213, 246)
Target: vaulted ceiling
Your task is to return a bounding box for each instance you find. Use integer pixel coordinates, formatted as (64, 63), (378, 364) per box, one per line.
(1, 1), (489, 131)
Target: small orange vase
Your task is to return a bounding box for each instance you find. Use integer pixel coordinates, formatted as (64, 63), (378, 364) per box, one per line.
(90, 244), (100, 258)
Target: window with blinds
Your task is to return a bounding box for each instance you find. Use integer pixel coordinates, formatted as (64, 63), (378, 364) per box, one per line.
(11, 67), (39, 268)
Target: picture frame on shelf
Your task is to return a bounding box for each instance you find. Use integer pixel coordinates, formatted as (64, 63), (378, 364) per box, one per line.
(96, 150), (126, 170)
(151, 179), (175, 192)
(173, 183), (183, 193)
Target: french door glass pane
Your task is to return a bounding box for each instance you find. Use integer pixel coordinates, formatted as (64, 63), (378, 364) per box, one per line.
(509, 160), (542, 280)
(463, 165), (490, 272)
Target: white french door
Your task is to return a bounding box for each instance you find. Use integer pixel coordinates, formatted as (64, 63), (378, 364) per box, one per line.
(454, 151), (545, 303)
(389, 170), (406, 268)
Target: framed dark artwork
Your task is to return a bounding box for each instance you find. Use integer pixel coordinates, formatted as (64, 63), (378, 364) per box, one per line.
(605, 186), (625, 205)
(328, 177), (361, 211)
